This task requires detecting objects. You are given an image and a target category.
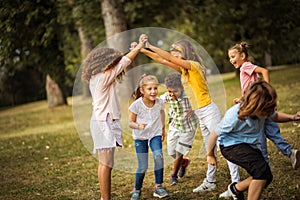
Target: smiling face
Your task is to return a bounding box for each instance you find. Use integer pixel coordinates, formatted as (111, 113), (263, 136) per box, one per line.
(170, 44), (184, 59)
(140, 81), (159, 102)
(167, 87), (182, 101)
(228, 49), (246, 69)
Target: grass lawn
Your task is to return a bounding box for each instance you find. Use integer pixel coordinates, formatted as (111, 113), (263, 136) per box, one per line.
(0, 65), (300, 199)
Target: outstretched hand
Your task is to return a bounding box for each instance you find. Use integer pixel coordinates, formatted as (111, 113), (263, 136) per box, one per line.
(129, 34), (148, 51)
(139, 34), (151, 48)
(233, 98), (241, 104)
(293, 111), (300, 121)
(129, 42), (138, 51)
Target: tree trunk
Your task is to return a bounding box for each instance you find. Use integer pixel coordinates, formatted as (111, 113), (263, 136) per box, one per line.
(264, 50), (272, 67)
(101, 0), (127, 39)
(101, 0), (138, 102)
(46, 74), (65, 108)
(77, 25), (93, 97)
(67, 0), (94, 97)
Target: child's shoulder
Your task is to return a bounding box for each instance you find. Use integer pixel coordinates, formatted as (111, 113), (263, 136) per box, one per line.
(241, 61), (256, 69)
(156, 97), (164, 104)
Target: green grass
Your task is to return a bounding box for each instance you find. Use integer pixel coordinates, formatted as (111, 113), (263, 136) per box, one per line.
(1, 65), (300, 199)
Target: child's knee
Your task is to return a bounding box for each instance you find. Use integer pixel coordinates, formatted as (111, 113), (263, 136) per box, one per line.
(153, 151), (164, 160)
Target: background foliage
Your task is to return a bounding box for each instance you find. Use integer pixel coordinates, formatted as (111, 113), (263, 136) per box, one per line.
(1, 0), (300, 106)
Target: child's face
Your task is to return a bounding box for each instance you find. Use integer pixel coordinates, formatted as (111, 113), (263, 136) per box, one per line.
(171, 50), (184, 59)
(167, 87), (183, 100)
(228, 49), (245, 68)
(140, 82), (158, 101)
(170, 45), (184, 59)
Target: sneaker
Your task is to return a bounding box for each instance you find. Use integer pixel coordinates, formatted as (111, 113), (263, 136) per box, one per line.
(290, 149), (300, 170)
(227, 183), (244, 200)
(219, 189), (231, 199)
(192, 178), (216, 192)
(153, 186), (169, 198)
(170, 174), (178, 185)
(178, 157), (190, 178)
(130, 189), (141, 200)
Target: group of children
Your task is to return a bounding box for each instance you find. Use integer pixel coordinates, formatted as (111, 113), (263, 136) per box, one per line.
(81, 33), (300, 200)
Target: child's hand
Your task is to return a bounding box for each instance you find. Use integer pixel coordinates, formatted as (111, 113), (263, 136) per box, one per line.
(137, 123), (147, 130)
(161, 131), (165, 142)
(233, 98), (241, 104)
(139, 34), (148, 43)
(185, 109), (194, 119)
(130, 42), (138, 51)
(139, 33), (151, 49)
(293, 111), (300, 121)
(207, 155), (217, 168)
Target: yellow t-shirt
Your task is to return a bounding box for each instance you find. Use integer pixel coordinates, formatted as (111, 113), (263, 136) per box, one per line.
(181, 61), (211, 109)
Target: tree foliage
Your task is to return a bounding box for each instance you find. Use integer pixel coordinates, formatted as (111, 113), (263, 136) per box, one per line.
(0, 0), (299, 106)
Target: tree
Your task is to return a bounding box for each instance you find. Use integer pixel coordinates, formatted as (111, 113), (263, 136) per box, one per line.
(0, 0), (68, 106)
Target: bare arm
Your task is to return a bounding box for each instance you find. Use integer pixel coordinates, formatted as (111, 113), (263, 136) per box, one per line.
(125, 43), (143, 61)
(254, 66), (270, 83)
(160, 109), (166, 142)
(271, 111), (300, 122)
(141, 48), (181, 71)
(147, 42), (191, 70)
(129, 112), (147, 130)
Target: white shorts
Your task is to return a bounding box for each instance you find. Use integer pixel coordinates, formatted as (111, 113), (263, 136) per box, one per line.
(90, 114), (123, 154)
(167, 126), (196, 156)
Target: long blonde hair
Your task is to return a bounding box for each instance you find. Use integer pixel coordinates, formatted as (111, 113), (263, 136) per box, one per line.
(238, 80), (277, 120)
(81, 47), (123, 83)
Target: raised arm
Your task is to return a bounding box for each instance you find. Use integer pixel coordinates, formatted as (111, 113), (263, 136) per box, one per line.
(254, 66), (270, 83)
(146, 42), (191, 70)
(125, 42), (144, 61)
(141, 48), (181, 71)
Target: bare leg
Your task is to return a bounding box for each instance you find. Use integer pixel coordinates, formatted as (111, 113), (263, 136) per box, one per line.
(247, 179), (266, 200)
(98, 149), (115, 200)
(235, 176), (252, 192)
(172, 153), (183, 175)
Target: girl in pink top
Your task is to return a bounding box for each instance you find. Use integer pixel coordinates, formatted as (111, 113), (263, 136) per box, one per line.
(81, 36), (145, 200)
(228, 41), (299, 167)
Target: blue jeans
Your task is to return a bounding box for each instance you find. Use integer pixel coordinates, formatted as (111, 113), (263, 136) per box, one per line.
(134, 136), (164, 190)
(260, 119), (293, 163)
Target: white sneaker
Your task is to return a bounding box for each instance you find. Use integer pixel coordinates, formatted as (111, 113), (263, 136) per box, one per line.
(227, 183), (244, 200)
(290, 149), (300, 170)
(193, 178), (216, 192)
(219, 189), (231, 199)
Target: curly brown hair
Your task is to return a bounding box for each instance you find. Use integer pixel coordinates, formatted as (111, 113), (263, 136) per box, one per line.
(81, 47), (123, 83)
(164, 72), (183, 89)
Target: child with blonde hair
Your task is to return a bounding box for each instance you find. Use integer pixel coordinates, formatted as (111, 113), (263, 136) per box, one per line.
(129, 74), (168, 200)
